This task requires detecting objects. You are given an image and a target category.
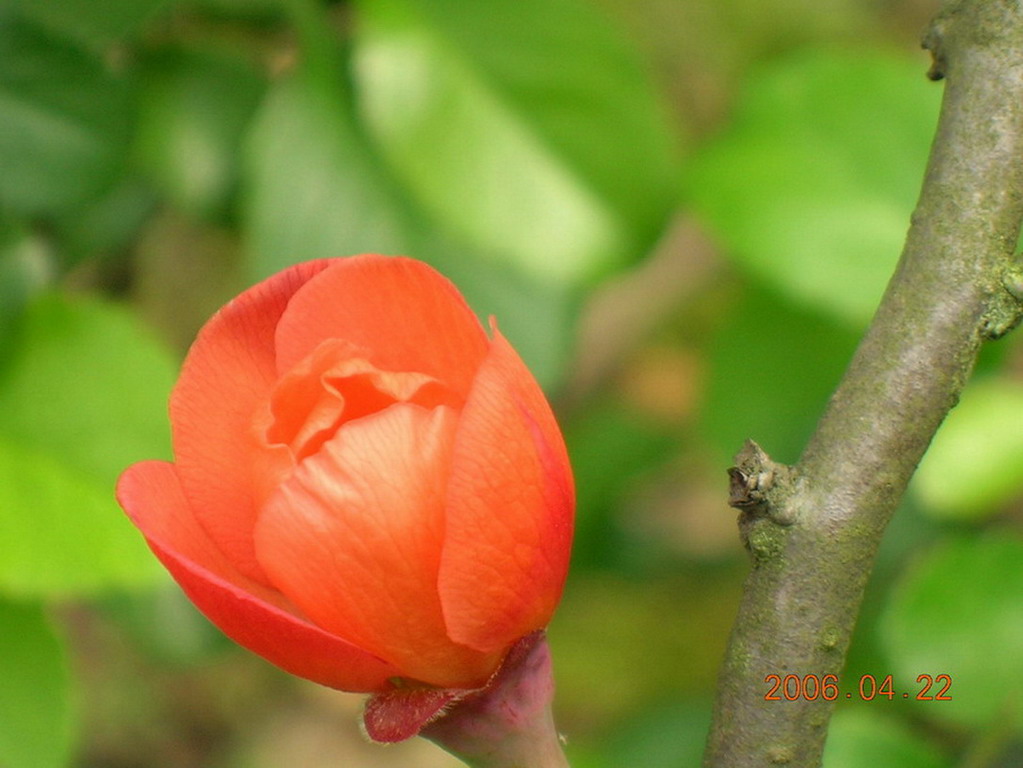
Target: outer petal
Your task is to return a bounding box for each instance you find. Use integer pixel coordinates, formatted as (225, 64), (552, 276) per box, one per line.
(254, 404), (499, 689)
(273, 256), (489, 398)
(117, 460), (399, 692)
(171, 258), (335, 584)
(439, 326), (574, 653)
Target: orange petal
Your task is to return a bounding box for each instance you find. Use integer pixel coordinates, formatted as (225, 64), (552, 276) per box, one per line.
(171, 259), (335, 584)
(439, 327), (574, 654)
(273, 256), (489, 399)
(254, 403), (498, 688)
(261, 339), (460, 462)
(117, 460), (399, 692)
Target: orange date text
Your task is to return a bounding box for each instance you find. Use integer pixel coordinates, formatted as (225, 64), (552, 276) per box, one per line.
(763, 673), (952, 702)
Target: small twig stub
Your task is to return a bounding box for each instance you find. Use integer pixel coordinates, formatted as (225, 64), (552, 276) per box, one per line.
(727, 439), (789, 512)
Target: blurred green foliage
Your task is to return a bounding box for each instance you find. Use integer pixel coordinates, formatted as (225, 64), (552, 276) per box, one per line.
(0, 601), (74, 768)
(685, 49), (940, 326)
(0, 296), (172, 596)
(1, 0), (1021, 766)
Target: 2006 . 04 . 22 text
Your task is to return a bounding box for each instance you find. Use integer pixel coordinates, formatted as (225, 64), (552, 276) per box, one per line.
(764, 673), (952, 702)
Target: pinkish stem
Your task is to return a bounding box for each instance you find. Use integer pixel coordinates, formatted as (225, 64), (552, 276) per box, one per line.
(421, 632), (569, 768)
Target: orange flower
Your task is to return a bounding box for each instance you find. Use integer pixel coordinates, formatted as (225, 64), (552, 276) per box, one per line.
(117, 255), (574, 692)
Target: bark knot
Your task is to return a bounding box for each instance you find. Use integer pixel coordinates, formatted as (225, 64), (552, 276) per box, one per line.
(728, 441), (796, 560)
(728, 440), (793, 521)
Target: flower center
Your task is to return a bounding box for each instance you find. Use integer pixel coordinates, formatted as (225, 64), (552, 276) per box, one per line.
(265, 339), (461, 458)
(251, 339), (461, 502)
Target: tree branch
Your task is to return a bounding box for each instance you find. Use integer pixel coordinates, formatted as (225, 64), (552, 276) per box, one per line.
(702, 2), (1023, 766)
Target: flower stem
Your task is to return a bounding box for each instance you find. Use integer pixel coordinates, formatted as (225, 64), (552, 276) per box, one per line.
(422, 632), (569, 768)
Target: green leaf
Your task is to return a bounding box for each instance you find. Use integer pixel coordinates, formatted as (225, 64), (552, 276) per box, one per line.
(242, 72), (414, 280)
(601, 699), (711, 768)
(352, 0), (681, 285)
(187, 0), (281, 20)
(0, 600), (75, 768)
(912, 377), (1023, 521)
(0, 295), (175, 595)
(49, 177), (158, 265)
(685, 49), (940, 326)
(0, 439), (165, 596)
(11, 0), (171, 50)
(700, 282), (860, 464)
(880, 533), (1023, 733)
(136, 47), (265, 218)
(822, 708), (949, 768)
(0, 295), (175, 481)
(0, 13), (131, 214)
(0, 221), (52, 353)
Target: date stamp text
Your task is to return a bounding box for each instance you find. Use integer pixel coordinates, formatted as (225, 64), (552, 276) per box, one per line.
(764, 673), (952, 702)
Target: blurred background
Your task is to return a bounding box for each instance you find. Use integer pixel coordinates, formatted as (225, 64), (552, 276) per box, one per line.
(1, 0), (1022, 766)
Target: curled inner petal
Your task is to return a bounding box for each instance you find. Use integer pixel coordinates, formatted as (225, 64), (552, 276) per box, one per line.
(251, 339), (462, 504)
(273, 256), (489, 399)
